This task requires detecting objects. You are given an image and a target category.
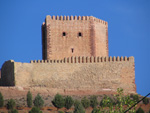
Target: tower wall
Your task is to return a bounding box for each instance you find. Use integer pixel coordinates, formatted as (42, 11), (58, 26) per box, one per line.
(42, 16), (108, 60)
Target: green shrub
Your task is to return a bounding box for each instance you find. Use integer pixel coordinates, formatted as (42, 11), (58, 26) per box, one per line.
(0, 92), (4, 107)
(7, 99), (16, 110)
(131, 94), (139, 102)
(52, 93), (65, 110)
(91, 107), (99, 113)
(90, 95), (98, 108)
(81, 96), (90, 109)
(33, 94), (44, 108)
(74, 100), (80, 108)
(73, 100), (85, 113)
(64, 96), (74, 110)
(143, 98), (149, 105)
(58, 111), (64, 113)
(8, 109), (18, 113)
(29, 106), (42, 113)
(27, 91), (32, 107)
(136, 107), (144, 113)
(100, 95), (114, 108)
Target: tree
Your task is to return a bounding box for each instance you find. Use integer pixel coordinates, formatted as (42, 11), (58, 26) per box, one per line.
(114, 88), (136, 113)
(143, 97), (149, 105)
(64, 96), (74, 111)
(136, 107), (144, 113)
(93, 88), (137, 113)
(100, 95), (114, 108)
(90, 95), (98, 108)
(91, 107), (100, 113)
(74, 100), (80, 108)
(29, 106), (42, 113)
(131, 94), (139, 102)
(58, 111), (64, 113)
(33, 94), (44, 108)
(8, 109), (18, 113)
(73, 100), (85, 113)
(27, 91), (32, 107)
(7, 99), (16, 110)
(0, 92), (4, 107)
(52, 93), (65, 110)
(81, 96), (90, 109)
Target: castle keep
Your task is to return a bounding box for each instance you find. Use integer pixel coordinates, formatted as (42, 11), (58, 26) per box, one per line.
(1, 16), (136, 94)
(42, 15), (108, 60)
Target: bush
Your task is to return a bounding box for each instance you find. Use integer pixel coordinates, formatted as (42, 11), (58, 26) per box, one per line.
(90, 95), (98, 108)
(29, 106), (42, 113)
(143, 98), (149, 105)
(27, 91), (32, 107)
(7, 99), (16, 110)
(64, 96), (74, 110)
(81, 96), (90, 109)
(33, 94), (44, 108)
(100, 96), (114, 108)
(136, 107), (144, 113)
(74, 100), (80, 108)
(73, 100), (85, 113)
(52, 93), (65, 110)
(8, 109), (18, 113)
(131, 94), (139, 102)
(91, 107), (99, 113)
(0, 92), (4, 107)
(58, 111), (64, 113)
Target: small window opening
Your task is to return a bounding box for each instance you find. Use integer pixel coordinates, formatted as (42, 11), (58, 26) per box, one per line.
(62, 32), (66, 36)
(71, 48), (74, 53)
(78, 32), (82, 37)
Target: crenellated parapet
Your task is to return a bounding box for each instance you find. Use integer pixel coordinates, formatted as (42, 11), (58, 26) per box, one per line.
(45, 15), (108, 25)
(30, 56), (134, 63)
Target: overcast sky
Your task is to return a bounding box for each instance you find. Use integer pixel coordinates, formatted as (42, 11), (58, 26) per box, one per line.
(0, 0), (149, 96)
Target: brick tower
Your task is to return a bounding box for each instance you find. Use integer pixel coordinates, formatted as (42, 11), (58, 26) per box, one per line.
(42, 15), (108, 60)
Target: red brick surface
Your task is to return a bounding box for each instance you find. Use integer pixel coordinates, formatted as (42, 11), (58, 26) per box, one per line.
(42, 16), (108, 60)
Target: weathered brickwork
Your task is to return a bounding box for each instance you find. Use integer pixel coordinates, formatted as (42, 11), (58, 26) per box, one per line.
(1, 56), (136, 94)
(42, 16), (108, 60)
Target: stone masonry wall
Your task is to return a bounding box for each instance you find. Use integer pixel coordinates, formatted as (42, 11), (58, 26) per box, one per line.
(42, 16), (108, 60)
(1, 60), (15, 86)
(1, 56), (136, 94)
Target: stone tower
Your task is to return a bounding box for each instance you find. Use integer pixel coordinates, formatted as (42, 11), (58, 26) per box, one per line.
(42, 15), (108, 60)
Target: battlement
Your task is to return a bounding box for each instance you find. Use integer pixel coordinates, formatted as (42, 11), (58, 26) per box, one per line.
(30, 56), (134, 63)
(45, 15), (107, 25)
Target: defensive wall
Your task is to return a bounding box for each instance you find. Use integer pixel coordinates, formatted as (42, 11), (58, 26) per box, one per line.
(1, 56), (136, 94)
(42, 16), (108, 60)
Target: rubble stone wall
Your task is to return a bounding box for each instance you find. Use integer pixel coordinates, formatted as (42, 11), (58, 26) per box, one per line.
(1, 56), (136, 94)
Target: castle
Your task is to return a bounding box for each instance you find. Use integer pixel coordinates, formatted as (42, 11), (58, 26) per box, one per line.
(0, 16), (136, 94)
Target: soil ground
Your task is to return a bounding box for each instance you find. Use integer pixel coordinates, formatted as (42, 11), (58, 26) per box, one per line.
(0, 87), (149, 113)
(0, 104), (150, 113)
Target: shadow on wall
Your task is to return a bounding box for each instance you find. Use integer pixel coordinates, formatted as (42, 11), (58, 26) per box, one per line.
(0, 60), (15, 86)
(0, 69), (1, 86)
